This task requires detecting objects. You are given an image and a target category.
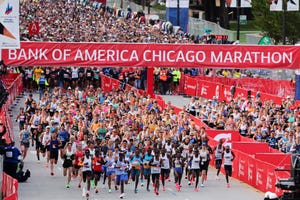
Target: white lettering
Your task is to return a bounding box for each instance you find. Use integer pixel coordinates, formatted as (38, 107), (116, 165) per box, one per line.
(143, 50), (151, 61)
(211, 52), (222, 63)
(74, 50), (84, 61)
(196, 51), (206, 62)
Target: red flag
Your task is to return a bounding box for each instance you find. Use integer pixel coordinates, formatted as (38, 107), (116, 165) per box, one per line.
(28, 21), (40, 35)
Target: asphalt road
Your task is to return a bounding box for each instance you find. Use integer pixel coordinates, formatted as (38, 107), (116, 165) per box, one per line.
(12, 93), (264, 200)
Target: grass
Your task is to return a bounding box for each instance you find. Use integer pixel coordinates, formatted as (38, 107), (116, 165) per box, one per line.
(229, 20), (261, 31)
(152, 4), (166, 10)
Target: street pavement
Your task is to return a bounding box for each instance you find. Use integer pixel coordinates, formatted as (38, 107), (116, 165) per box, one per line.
(11, 93), (264, 200)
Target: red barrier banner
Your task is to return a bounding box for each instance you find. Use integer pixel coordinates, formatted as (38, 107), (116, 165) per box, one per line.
(2, 42), (300, 69)
(232, 142), (271, 155)
(184, 76), (197, 96)
(2, 173), (18, 200)
(111, 78), (121, 91)
(247, 155), (257, 187)
(207, 129), (241, 144)
(196, 80), (220, 100)
(237, 152), (248, 183)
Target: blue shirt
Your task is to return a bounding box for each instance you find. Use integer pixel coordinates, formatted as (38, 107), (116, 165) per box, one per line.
(4, 146), (21, 163)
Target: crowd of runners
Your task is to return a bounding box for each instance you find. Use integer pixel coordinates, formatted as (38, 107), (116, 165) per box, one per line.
(17, 85), (235, 198)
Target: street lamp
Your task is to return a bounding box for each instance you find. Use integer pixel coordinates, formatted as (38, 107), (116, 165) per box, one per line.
(236, 0), (241, 41)
(177, 0), (180, 26)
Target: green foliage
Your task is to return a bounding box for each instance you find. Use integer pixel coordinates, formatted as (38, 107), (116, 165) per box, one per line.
(251, 0), (300, 44)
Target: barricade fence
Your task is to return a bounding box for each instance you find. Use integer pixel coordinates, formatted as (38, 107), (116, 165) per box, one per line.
(183, 74), (295, 105)
(2, 173), (18, 200)
(101, 74), (291, 196)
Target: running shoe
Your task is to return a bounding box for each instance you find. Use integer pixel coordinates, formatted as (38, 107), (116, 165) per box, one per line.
(194, 187), (199, 192)
(227, 183), (230, 188)
(86, 191), (90, 198)
(120, 193), (125, 199)
(108, 188), (112, 193)
(188, 181), (191, 185)
(134, 188), (138, 193)
(147, 188), (150, 192)
(37, 160), (41, 164)
(162, 186), (166, 191)
(155, 190), (159, 195)
(200, 184), (204, 187)
(78, 183), (81, 188)
(185, 176), (187, 179)
(95, 188), (99, 193)
(141, 182), (144, 187)
(115, 185), (119, 190)
(51, 172), (54, 176)
(66, 184), (70, 188)
(167, 177), (171, 182)
(176, 184), (180, 192)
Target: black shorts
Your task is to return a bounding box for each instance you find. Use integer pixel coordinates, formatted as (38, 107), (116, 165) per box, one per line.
(63, 160), (73, 168)
(215, 159), (222, 169)
(74, 164), (81, 170)
(82, 170), (92, 182)
(50, 151), (59, 160)
(21, 141), (30, 148)
(192, 168), (200, 176)
(161, 168), (170, 176)
(60, 141), (67, 149)
(224, 165), (232, 176)
(41, 145), (50, 153)
(93, 171), (102, 181)
(35, 141), (42, 150)
(200, 162), (209, 171)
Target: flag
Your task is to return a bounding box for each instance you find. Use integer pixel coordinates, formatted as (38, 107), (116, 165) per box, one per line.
(28, 21), (39, 35)
(270, 0), (283, 11)
(258, 36), (272, 45)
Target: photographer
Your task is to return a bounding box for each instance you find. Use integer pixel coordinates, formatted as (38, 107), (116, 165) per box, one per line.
(3, 141), (21, 178)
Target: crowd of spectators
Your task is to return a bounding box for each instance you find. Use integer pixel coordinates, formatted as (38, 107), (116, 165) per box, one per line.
(186, 96), (300, 154)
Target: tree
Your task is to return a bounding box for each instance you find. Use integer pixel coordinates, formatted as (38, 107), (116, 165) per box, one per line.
(251, 0), (300, 44)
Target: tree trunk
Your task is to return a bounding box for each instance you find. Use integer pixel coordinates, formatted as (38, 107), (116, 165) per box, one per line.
(219, 0), (229, 29)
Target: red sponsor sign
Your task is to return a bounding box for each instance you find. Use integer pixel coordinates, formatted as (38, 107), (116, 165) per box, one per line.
(101, 75), (111, 92)
(28, 21), (40, 35)
(2, 42), (300, 68)
(184, 76), (197, 96)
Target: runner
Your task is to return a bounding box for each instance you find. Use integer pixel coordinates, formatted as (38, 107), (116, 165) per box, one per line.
(150, 150), (162, 195)
(74, 142), (84, 188)
(115, 152), (129, 199)
(41, 126), (51, 167)
(92, 148), (104, 193)
(160, 148), (171, 191)
(199, 143), (209, 187)
(130, 149), (143, 193)
(19, 123), (31, 160)
(173, 151), (184, 191)
(82, 149), (93, 198)
(214, 139), (224, 180)
(49, 133), (60, 176)
(190, 149), (201, 191)
(142, 148), (153, 191)
(223, 145), (235, 188)
(62, 142), (75, 188)
(105, 149), (116, 193)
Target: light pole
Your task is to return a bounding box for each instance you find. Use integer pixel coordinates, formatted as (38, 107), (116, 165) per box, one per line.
(236, 0), (241, 41)
(177, 0), (180, 26)
(282, 0), (287, 45)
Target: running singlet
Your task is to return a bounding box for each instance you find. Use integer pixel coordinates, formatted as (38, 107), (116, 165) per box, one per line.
(75, 150), (84, 166)
(200, 150), (208, 165)
(191, 155), (200, 169)
(215, 146), (223, 160)
(131, 156), (142, 170)
(82, 156), (92, 172)
(115, 159), (128, 175)
(93, 156), (103, 172)
(160, 154), (170, 169)
(151, 157), (161, 174)
(143, 154), (153, 169)
(223, 151), (233, 166)
(106, 157), (116, 173)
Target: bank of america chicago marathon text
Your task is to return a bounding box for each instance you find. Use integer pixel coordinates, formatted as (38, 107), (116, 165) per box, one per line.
(7, 48), (293, 64)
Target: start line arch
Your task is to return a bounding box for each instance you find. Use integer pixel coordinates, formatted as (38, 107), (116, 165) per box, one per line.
(2, 41), (300, 95)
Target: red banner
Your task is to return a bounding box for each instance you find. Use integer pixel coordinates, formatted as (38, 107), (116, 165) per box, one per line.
(28, 21), (40, 35)
(184, 76), (197, 96)
(2, 42), (300, 69)
(2, 173), (18, 200)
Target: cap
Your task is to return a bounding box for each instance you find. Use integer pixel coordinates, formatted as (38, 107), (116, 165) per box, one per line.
(46, 126), (50, 129)
(225, 145), (230, 149)
(85, 149), (90, 154)
(68, 86), (71, 90)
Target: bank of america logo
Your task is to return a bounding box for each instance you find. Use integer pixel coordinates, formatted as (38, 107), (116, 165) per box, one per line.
(5, 3), (12, 15)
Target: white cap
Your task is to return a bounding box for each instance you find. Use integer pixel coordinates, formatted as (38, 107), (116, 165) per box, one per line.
(264, 191), (271, 198)
(269, 193), (278, 199)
